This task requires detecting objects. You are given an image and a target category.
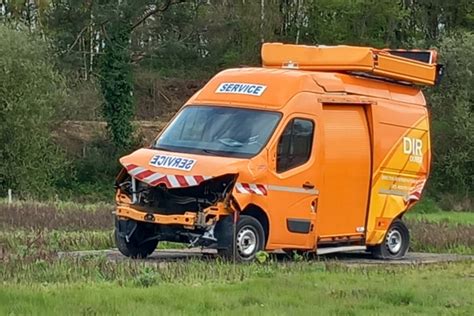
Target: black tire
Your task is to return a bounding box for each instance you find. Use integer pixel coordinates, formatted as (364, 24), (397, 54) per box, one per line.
(369, 219), (410, 260)
(115, 225), (159, 259)
(217, 215), (266, 262)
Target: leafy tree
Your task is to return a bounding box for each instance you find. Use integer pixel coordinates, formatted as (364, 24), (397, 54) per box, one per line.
(301, 0), (410, 47)
(99, 21), (135, 150)
(0, 26), (68, 197)
(402, 0), (474, 44)
(97, 0), (186, 149)
(2, 0), (472, 204)
(44, 0), (95, 80)
(426, 32), (474, 201)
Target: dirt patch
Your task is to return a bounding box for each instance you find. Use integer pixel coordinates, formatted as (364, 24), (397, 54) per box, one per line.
(53, 120), (167, 156)
(134, 76), (206, 120)
(54, 76), (206, 155)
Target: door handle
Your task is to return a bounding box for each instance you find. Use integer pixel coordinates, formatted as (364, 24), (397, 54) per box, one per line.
(302, 182), (315, 189)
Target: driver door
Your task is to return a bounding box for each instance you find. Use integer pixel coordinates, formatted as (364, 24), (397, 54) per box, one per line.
(266, 114), (321, 249)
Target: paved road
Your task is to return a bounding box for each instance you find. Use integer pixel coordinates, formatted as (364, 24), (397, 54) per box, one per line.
(58, 248), (473, 266)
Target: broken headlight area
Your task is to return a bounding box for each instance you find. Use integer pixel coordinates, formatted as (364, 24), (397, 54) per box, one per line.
(116, 173), (237, 215)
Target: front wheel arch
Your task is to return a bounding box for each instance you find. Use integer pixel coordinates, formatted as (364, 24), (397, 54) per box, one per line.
(242, 204), (270, 246)
(215, 214), (266, 262)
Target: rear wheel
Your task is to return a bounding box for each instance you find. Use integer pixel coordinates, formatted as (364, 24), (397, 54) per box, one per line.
(369, 219), (409, 259)
(115, 222), (159, 259)
(217, 215), (265, 262)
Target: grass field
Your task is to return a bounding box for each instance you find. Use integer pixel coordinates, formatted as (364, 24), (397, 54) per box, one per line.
(1, 262), (473, 315)
(405, 211), (474, 225)
(0, 199), (473, 315)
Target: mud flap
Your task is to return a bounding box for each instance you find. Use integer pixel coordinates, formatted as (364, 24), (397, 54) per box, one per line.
(115, 219), (138, 242)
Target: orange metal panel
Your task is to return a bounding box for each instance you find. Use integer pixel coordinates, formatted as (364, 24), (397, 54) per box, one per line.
(316, 105), (371, 238)
(117, 206), (197, 226)
(262, 43), (438, 86)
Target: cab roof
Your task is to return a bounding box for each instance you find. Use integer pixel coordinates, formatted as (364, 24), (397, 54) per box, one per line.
(190, 67), (426, 109)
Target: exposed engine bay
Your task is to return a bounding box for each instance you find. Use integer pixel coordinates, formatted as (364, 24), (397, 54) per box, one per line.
(116, 173), (237, 215)
(115, 171), (238, 247)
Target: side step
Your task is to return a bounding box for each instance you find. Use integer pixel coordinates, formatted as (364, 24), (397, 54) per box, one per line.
(316, 245), (366, 255)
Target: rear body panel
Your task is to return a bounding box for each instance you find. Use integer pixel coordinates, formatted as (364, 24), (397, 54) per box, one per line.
(316, 105), (371, 241)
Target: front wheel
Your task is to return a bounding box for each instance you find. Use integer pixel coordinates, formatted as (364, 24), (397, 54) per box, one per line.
(369, 219), (410, 259)
(115, 223), (159, 259)
(217, 215), (265, 262)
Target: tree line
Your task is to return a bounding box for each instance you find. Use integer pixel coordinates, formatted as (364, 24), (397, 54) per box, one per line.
(0, 0), (472, 207)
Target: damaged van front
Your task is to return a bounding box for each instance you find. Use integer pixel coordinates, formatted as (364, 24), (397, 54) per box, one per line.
(114, 104), (281, 260)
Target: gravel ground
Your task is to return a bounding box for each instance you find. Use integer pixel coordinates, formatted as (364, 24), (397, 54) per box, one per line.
(58, 248), (474, 266)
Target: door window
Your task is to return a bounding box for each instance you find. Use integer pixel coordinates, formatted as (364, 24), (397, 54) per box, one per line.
(277, 118), (314, 173)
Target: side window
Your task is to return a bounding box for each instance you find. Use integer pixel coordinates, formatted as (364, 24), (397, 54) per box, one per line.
(277, 118), (314, 173)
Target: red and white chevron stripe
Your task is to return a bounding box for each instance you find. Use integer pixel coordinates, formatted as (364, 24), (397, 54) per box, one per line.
(124, 164), (211, 188)
(235, 183), (268, 196)
(405, 179), (426, 202)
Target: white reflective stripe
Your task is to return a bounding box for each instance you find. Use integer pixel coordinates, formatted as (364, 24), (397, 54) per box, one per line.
(185, 176), (197, 186)
(404, 194), (420, 202)
(267, 185), (319, 195)
(203, 176), (212, 180)
(128, 167), (146, 177)
(167, 175), (180, 187)
(378, 189), (406, 197)
(142, 173), (163, 183)
(249, 184), (265, 195)
(258, 185), (268, 195)
(235, 183), (248, 194)
(249, 184), (260, 195)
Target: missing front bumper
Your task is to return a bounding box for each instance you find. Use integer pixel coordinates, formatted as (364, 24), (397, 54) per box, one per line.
(116, 205), (196, 228)
(115, 202), (231, 229)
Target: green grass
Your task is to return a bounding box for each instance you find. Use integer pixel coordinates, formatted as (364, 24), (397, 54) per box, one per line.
(0, 198), (110, 212)
(0, 230), (114, 256)
(0, 229), (186, 259)
(405, 211), (474, 225)
(0, 261), (472, 315)
(404, 213), (474, 255)
(0, 199), (472, 315)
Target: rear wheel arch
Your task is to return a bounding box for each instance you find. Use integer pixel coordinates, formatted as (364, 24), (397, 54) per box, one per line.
(368, 218), (410, 259)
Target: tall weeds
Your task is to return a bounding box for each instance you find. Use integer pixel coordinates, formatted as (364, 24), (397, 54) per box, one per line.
(0, 200), (113, 230)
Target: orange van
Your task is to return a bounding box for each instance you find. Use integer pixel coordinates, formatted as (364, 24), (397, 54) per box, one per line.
(114, 43), (441, 261)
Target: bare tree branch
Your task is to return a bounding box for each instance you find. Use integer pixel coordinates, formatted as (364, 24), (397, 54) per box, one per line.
(64, 0), (95, 55)
(131, 0), (187, 31)
(65, 24), (91, 54)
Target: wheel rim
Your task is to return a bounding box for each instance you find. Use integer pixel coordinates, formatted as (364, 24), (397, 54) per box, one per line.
(236, 226), (258, 257)
(386, 229), (403, 254)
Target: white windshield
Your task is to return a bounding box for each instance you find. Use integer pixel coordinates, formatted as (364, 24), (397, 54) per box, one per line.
(154, 105), (281, 158)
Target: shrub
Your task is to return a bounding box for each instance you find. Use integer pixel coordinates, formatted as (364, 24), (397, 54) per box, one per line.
(426, 32), (474, 203)
(0, 26), (69, 198)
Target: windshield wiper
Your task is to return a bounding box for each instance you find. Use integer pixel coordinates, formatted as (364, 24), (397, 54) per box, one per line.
(152, 146), (171, 151)
(200, 149), (225, 155)
(218, 138), (243, 147)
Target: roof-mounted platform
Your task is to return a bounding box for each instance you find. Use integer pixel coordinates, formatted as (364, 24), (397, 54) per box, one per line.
(261, 43), (442, 86)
